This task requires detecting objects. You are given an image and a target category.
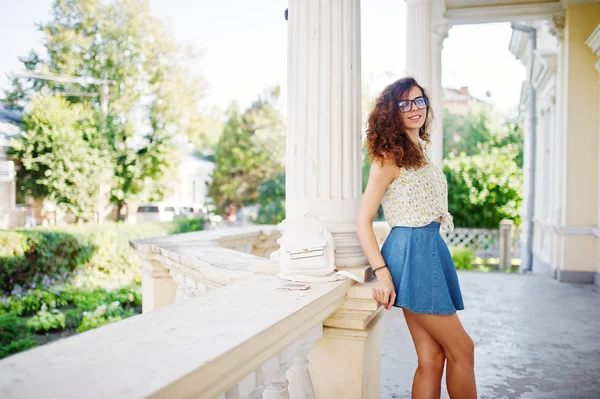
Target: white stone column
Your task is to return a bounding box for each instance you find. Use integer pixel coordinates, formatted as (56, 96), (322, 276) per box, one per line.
(286, 0), (365, 267)
(406, 0), (447, 167)
(430, 23), (451, 167)
(549, 15), (565, 273)
(406, 0), (432, 88)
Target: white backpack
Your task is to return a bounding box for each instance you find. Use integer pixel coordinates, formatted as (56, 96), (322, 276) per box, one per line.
(271, 212), (362, 283)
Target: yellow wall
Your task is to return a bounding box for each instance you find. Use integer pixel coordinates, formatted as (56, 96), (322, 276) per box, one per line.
(563, 4), (600, 226)
(560, 4), (600, 272)
(561, 235), (597, 272)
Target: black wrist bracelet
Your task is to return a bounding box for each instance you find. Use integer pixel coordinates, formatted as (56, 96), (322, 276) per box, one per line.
(372, 264), (388, 274)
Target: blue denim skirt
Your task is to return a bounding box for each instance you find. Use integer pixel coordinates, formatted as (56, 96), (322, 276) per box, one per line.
(380, 221), (465, 315)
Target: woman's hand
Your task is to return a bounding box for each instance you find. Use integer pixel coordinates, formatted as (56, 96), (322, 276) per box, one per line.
(372, 273), (396, 310)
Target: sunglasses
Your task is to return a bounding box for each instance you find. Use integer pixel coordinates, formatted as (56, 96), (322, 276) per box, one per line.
(398, 96), (429, 113)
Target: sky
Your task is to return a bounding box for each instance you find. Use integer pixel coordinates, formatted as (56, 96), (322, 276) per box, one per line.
(0, 0), (526, 116)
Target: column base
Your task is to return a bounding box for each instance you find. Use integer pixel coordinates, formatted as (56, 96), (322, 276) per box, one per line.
(554, 269), (596, 284)
(308, 281), (383, 399)
(532, 253), (552, 276)
(308, 312), (383, 399)
(328, 221), (369, 268)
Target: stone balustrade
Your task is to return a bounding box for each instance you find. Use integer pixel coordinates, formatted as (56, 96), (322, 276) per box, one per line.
(130, 226), (282, 312)
(0, 275), (354, 398)
(0, 225), (384, 398)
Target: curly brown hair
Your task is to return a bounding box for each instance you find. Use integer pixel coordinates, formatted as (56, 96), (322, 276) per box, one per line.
(366, 77), (433, 169)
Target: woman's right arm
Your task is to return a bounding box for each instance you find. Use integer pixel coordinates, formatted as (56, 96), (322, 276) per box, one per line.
(356, 159), (397, 309)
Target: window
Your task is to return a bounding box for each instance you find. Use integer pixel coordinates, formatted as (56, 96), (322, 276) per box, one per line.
(138, 206), (159, 213)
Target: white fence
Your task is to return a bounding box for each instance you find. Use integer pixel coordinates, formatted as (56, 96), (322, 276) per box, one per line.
(373, 220), (521, 268)
(444, 228), (500, 259)
(442, 222), (522, 267)
(512, 227), (522, 259)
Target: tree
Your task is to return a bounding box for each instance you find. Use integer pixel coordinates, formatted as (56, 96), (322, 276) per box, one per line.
(491, 119), (524, 168)
(256, 173), (285, 225)
(443, 104), (524, 166)
(208, 89), (285, 214)
(3, 0), (208, 219)
(361, 144), (385, 221)
(444, 148), (523, 228)
(9, 94), (109, 220)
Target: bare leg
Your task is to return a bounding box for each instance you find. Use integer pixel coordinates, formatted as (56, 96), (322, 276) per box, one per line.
(402, 308), (446, 399)
(403, 310), (477, 399)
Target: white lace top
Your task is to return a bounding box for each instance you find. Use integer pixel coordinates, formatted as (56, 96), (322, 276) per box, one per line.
(380, 139), (454, 233)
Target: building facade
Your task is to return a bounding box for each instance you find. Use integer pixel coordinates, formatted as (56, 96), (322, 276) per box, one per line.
(0, 105), (21, 229)
(443, 86), (491, 116)
(510, 7), (600, 285)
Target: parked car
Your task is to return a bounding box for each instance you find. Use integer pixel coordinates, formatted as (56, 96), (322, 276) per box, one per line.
(136, 203), (181, 223)
(237, 204), (260, 223)
(179, 204), (206, 218)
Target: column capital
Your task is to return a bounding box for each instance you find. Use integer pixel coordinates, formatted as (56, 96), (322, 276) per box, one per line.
(432, 21), (451, 45)
(549, 13), (566, 41)
(585, 24), (600, 77)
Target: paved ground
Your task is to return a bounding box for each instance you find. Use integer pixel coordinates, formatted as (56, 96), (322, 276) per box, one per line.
(381, 271), (600, 399)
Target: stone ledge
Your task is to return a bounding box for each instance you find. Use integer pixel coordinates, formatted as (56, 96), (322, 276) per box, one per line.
(0, 275), (351, 399)
(324, 307), (383, 330)
(132, 225), (280, 294)
(130, 225), (278, 254)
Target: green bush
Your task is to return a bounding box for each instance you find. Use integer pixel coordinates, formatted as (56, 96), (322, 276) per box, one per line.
(59, 285), (141, 312)
(0, 284), (142, 358)
(13, 289), (69, 316)
(26, 304), (66, 333)
(444, 149), (523, 229)
(0, 312), (37, 359)
(450, 247), (476, 270)
(59, 286), (111, 312)
(38, 219), (203, 288)
(0, 219), (203, 292)
(0, 337), (37, 359)
(4, 298), (24, 316)
(64, 308), (84, 330)
(106, 286), (142, 308)
(0, 232), (28, 257)
(0, 312), (27, 346)
(169, 218), (204, 234)
(2, 284), (141, 318)
(0, 231), (94, 294)
(76, 301), (136, 333)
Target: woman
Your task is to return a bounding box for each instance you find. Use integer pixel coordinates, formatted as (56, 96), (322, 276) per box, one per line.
(356, 77), (477, 399)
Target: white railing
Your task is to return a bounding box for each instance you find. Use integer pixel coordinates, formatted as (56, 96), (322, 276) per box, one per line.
(512, 227), (522, 258)
(374, 220), (519, 269)
(0, 225), (383, 399)
(444, 228), (500, 259)
(130, 225), (282, 311)
(0, 274), (352, 398)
